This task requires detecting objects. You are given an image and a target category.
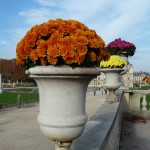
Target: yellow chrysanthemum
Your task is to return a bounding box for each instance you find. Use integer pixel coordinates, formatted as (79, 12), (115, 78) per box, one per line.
(100, 55), (126, 68)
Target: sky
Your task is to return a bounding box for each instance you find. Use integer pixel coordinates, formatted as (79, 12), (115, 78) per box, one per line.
(0, 0), (150, 73)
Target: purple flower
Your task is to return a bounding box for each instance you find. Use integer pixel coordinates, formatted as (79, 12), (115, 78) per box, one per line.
(107, 38), (136, 56)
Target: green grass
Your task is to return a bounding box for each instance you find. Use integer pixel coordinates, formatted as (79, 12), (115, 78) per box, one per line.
(140, 94), (150, 110)
(0, 93), (39, 105)
(134, 86), (150, 90)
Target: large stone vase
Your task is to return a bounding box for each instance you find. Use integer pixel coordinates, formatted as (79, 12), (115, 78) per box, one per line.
(100, 68), (123, 103)
(27, 65), (100, 150)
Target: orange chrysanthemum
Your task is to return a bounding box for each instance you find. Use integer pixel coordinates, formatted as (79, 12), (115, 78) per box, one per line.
(16, 18), (110, 69)
(40, 58), (48, 65)
(16, 57), (24, 65)
(77, 53), (85, 65)
(63, 51), (77, 64)
(88, 52), (97, 62)
(76, 43), (87, 54)
(30, 50), (38, 63)
(47, 56), (58, 65)
(47, 46), (59, 57)
(38, 23), (49, 36)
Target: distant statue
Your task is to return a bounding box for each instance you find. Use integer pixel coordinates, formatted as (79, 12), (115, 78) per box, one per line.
(17, 94), (21, 108)
(12, 82), (15, 87)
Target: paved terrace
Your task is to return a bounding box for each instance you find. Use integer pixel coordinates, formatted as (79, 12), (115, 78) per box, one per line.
(0, 91), (106, 150)
(1, 90), (150, 150)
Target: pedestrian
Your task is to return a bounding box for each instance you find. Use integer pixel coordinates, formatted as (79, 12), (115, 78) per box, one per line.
(93, 90), (96, 96)
(17, 94), (21, 108)
(101, 89), (103, 95)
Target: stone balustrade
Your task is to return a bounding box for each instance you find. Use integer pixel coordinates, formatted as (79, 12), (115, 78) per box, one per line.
(70, 89), (150, 150)
(123, 89), (150, 118)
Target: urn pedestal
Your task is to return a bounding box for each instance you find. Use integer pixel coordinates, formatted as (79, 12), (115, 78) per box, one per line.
(27, 66), (100, 150)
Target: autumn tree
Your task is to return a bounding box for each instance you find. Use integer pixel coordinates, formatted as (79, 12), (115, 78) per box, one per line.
(0, 58), (29, 82)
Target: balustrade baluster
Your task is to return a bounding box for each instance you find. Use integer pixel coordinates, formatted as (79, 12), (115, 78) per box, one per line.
(142, 95), (147, 111)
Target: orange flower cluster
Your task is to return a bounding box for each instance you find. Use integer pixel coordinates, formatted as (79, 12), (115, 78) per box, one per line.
(143, 77), (150, 83)
(16, 18), (110, 69)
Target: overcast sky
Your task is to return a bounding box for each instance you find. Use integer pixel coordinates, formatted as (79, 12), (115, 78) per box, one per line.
(0, 0), (150, 72)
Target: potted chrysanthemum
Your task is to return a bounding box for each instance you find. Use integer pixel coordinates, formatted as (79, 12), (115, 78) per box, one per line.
(106, 38), (136, 57)
(106, 38), (136, 75)
(100, 55), (126, 103)
(16, 18), (110, 150)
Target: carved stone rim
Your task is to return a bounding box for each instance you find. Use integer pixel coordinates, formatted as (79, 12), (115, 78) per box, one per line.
(100, 68), (124, 73)
(26, 65), (100, 76)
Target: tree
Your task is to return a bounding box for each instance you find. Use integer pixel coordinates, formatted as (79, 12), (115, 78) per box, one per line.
(0, 58), (29, 82)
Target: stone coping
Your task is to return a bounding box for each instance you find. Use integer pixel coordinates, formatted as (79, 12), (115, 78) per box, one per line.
(71, 92), (123, 150)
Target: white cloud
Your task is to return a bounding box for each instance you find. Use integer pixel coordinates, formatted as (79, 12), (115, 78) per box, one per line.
(6, 28), (30, 45)
(0, 40), (9, 45)
(19, 8), (52, 25)
(34, 0), (58, 7)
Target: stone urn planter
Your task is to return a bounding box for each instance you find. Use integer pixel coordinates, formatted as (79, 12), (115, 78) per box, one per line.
(27, 65), (100, 150)
(16, 18), (110, 150)
(100, 68), (124, 103)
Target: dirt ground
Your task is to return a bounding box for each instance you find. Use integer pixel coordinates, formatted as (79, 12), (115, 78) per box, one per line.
(120, 116), (150, 150)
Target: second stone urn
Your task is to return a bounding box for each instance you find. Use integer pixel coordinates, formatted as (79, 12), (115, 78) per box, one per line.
(100, 68), (124, 103)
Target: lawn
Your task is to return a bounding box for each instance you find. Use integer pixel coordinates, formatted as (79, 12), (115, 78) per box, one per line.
(134, 86), (150, 90)
(0, 93), (39, 106)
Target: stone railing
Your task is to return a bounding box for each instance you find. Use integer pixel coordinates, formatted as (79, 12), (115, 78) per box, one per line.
(70, 89), (150, 150)
(70, 90), (124, 150)
(122, 89), (150, 118)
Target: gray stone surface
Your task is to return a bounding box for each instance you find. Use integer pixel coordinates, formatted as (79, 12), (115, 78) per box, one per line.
(0, 91), (106, 150)
(71, 102), (121, 150)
